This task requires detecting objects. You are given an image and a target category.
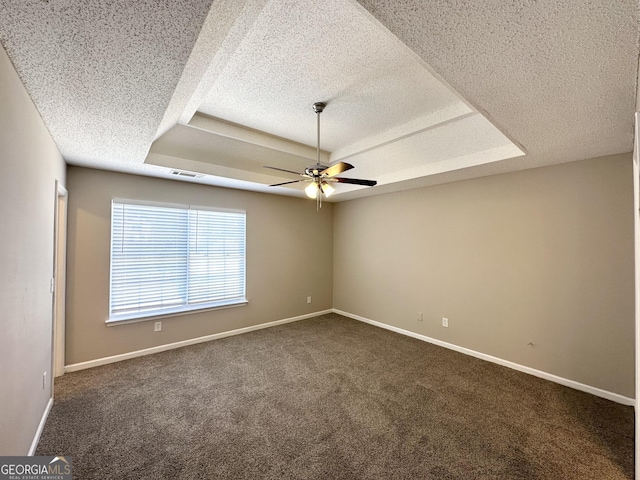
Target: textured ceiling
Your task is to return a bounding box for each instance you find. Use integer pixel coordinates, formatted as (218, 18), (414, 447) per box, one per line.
(0, 0), (214, 168)
(0, 0), (638, 201)
(344, 0), (639, 199)
(148, 0), (523, 196)
(197, 0), (463, 150)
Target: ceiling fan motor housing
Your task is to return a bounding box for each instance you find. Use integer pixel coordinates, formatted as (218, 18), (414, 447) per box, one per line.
(305, 165), (328, 177)
(312, 102), (325, 113)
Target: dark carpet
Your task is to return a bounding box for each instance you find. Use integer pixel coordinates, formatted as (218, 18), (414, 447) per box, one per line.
(37, 313), (634, 479)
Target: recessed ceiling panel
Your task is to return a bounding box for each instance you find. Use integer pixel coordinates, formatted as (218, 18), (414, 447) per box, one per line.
(165, 0), (525, 199)
(196, 0), (466, 151)
(148, 118), (330, 179)
(342, 113), (525, 185)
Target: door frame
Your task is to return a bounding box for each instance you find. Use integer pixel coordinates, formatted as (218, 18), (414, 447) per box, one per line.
(52, 181), (68, 379)
(633, 112), (639, 480)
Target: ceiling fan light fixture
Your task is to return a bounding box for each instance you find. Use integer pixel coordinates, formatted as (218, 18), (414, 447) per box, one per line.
(264, 102), (376, 208)
(305, 182), (319, 199)
(321, 182), (335, 198)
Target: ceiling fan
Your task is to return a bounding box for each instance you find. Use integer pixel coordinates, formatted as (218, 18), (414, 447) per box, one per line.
(264, 102), (377, 208)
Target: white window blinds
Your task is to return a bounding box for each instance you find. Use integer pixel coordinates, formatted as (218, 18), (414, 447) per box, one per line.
(109, 201), (246, 321)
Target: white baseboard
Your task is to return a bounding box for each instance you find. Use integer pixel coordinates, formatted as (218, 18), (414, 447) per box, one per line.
(64, 307), (635, 406)
(28, 397), (53, 455)
(334, 309), (635, 407)
(65, 309), (332, 373)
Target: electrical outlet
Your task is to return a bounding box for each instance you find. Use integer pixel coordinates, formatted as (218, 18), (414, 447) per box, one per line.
(307, 296), (312, 304)
(442, 317), (449, 328)
(42, 372), (46, 389)
(154, 321), (162, 332)
(417, 312), (423, 322)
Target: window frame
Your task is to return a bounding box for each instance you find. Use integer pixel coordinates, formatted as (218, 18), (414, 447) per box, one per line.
(107, 199), (247, 325)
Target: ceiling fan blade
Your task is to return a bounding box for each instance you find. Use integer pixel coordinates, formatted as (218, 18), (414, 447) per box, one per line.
(320, 162), (354, 178)
(269, 179), (308, 187)
(333, 177), (377, 187)
(264, 165), (305, 176)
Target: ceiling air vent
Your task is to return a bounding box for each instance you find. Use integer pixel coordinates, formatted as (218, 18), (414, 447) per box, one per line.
(169, 170), (203, 178)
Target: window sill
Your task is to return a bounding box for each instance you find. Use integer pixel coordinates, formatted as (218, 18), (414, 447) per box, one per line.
(106, 299), (248, 326)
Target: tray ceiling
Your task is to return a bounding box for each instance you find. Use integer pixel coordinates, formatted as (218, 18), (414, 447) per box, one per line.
(0, 0), (637, 201)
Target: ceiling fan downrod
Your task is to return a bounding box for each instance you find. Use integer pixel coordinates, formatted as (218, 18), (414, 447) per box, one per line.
(313, 102), (325, 211)
(313, 102), (325, 169)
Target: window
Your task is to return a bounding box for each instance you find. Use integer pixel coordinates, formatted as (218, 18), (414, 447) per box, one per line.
(108, 200), (246, 323)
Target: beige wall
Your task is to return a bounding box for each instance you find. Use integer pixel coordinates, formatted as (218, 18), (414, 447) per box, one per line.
(65, 167), (333, 365)
(0, 45), (66, 454)
(334, 154), (635, 398)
